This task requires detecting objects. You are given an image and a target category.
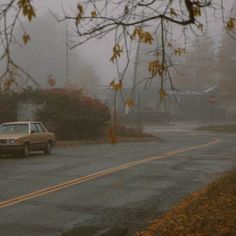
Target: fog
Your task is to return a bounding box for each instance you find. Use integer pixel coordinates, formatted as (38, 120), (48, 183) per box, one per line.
(33, 0), (118, 86)
(11, 13), (100, 96)
(1, 0), (236, 122)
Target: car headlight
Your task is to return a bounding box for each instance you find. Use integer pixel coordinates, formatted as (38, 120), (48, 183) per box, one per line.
(7, 139), (16, 144)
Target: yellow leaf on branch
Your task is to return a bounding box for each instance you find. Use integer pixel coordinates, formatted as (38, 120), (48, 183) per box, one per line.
(144, 32), (153, 44)
(110, 80), (123, 91)
(193, 6), (201, 17)
(110, 44), (123, 63)
(18, 0), (36, 21)
(75, 4), (84, 26)
(174, 48), (186, 56)
(91, 11), (97, 17)
(197, 24), (204, 32)
(226, 18), (235, 30)
(125, 98), (135, 108)
(131, 28), (153, 44)
(77, 4), (84, 15)
(159, 89), (166, 101)
(148, 60), (165, 76)
(75, 14), (82, 26)
(22, 33), (30, 45)
(170, 8), (178, 17)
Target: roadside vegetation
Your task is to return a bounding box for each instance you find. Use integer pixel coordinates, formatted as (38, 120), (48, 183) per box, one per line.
(197, 124), (236, 133)
(136, 168), (236, 236)
(0, 88), (156, 143)
(0, 88), (110, 140)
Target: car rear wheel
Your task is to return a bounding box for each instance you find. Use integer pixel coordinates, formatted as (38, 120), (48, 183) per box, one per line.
(22, 143), (30, 157)
(44, 141), (52, 154)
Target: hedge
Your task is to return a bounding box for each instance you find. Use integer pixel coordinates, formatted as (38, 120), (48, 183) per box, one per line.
(0, 88), (110, 140)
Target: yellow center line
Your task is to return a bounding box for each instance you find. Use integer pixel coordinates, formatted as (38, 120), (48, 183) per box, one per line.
(0, 138), (221, 209)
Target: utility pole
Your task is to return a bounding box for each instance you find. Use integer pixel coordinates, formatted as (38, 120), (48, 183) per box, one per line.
(66, 24), (69, 89)
(132, 39), (141, 98)
(131, 38), (142, 128)
(131, 13), (144, 128)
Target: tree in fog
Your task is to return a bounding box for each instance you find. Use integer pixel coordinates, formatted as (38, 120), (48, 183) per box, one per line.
(173, 35), (217, 90)
(46, 0), (236, 101)
(1, 1), (236, 96)
(216, 20), (236, 106)
(11, 13), (100, 95)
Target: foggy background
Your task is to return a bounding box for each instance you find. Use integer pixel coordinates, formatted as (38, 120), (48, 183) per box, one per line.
(16, 0), (234, 85)
(5, 0), (236, 121)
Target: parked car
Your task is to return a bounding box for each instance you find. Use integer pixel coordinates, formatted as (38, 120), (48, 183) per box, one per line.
(0, 121), (56, 157)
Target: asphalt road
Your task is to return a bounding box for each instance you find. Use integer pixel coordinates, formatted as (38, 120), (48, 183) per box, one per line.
(0, 123), (235, 236)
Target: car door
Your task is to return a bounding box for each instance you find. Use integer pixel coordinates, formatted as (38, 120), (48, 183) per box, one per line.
(30, 123), (41, 150)
(35, 123), (48, 148)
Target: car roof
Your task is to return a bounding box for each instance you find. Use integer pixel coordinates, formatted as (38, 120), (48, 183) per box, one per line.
(1, 121), (41, 125)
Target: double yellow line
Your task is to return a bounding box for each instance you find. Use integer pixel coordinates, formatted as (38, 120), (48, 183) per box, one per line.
(0, 138), (221, 209)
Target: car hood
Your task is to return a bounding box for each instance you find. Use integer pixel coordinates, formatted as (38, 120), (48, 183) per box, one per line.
(0, 133), (29, 139)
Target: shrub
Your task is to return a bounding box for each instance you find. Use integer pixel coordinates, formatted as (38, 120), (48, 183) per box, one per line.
(0, 92), (17, 123)
(34, 88), (110, 140)
(0, 88), (110, 140)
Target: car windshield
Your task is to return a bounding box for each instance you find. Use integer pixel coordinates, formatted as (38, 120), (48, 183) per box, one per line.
(0, 124), (29, 134)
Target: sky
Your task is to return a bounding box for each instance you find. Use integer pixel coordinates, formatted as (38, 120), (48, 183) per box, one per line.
(33, 0), (117, 86)
(31, 0), (235, 86)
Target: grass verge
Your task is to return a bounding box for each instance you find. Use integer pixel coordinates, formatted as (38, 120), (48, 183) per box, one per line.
(55, 134), (158, 148)
(136, 168), (236, 236)
(197, 124), (236, 133)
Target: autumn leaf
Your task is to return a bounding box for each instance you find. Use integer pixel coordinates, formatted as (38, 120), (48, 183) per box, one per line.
(22, 33), (30, 45)
(77, 4), (84, 15)
(91, 11), (97, 17)
(143, 32), (153, 44)
(75, 4), (84, 26)
(131, 28), (153, 44)
(110, 80), (123, 91)
(110, 44), (123, 63)
(193, 6), (201, 17)
(18, 0), (36, 21)
(197, 24), (204, 32)
(75, 14), (81, 26)
(148, 60), (165, 76)
(226, 18), (235, 30)
(26, 5), (36, 21)
(125, 98), (135, 108)
(159, 88), (166, 101)
(174, 48), (186, 56)
(170, 8), (178, 17)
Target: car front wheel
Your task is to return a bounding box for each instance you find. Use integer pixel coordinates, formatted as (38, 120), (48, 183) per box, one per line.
(44, 141), (52, 154)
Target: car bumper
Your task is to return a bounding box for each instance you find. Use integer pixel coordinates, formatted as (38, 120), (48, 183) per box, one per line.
(0, 145), (23, 154)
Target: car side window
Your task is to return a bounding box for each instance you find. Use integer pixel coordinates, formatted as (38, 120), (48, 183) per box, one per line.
(30, 123), (38, 133)
(36, 123), (46, 133)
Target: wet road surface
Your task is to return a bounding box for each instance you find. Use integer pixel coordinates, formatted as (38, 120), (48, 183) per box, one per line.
(0, 123), (235, 235)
